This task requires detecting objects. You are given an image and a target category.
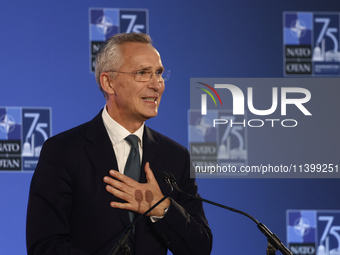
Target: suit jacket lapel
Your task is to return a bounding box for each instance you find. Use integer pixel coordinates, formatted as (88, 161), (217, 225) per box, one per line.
(140, 126), (160, 183)
(83, 111), (131, 230)
(141, 126), (170, 192)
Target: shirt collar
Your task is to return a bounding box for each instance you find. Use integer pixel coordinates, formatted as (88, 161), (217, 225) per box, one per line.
(102, 105), (144, 146)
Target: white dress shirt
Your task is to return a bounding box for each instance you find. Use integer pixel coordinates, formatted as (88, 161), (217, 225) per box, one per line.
(102, 105), (144, 174)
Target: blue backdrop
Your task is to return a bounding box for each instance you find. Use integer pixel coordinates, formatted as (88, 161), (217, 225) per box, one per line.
(0, 1), (339, 254)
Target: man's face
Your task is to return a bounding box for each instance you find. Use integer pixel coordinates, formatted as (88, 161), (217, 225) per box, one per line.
(108, 42), (165, 125)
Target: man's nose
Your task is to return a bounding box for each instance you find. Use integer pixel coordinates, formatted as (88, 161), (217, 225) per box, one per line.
(148, 73), (163, 90)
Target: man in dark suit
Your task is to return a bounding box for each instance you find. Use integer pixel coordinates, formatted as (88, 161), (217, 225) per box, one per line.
(26, 33), (212, 255)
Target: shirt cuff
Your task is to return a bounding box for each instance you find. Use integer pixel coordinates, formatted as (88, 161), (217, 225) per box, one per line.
(150, 205), (170, 223)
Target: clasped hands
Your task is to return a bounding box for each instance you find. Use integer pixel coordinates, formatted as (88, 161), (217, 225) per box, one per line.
(103, 162), (170, 217)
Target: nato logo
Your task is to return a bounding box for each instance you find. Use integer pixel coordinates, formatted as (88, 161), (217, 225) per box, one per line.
(188, 109), (248, 177)
(0, 107), (22, 170)
(0, 107), (51, 171)
(283, 12), (340, 76)
(284, 12), (313, 75)
(0, 108), (21, 140)
(284, 13), (313, 45)
(89, 8), (149, 72)
(287, 210), (340, 255)
(189, 110), (219, 169)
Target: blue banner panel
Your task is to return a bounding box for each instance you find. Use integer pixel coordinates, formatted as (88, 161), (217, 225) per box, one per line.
(89, 8), (148, 72)
(0, 107), (51, 171)
(287, 210), (340, 255)
(284, 12), (340, 76)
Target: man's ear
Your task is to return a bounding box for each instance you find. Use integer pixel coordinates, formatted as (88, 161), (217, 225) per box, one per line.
(100, 72), (115, 95)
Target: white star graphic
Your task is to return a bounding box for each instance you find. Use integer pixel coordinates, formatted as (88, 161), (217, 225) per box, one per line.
(290, 20), (307, 38)
(0, 114), (16, 134)
(195, 117), (212, 136)
(96, 16), (114, 35)
(294, 217), (310, 236)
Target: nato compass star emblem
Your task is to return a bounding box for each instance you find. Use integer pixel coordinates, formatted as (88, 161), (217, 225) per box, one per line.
(195, 117), (212, 136)
(96, 15), (114, 35)
(293, 217), (311, 236)
(290, 19), (307, 39)
(0, 114), (16, 134)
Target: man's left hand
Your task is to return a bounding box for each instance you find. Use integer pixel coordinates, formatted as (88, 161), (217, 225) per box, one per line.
(103, 162), (170, 217)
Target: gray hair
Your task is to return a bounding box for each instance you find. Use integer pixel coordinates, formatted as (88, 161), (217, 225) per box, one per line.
(94, 33), (153, 99)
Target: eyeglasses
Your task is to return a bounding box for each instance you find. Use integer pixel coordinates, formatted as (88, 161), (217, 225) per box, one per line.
(106, 69), (170, 82)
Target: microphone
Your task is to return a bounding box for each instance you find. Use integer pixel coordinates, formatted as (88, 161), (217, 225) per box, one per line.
(108, 171), (173, 255)
(167, 173), (292, 255)
(160, 171), (172, 188)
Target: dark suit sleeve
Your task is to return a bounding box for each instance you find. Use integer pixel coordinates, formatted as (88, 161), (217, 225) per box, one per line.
(26, 138), (89, 255)
(151, 150), (213, 255)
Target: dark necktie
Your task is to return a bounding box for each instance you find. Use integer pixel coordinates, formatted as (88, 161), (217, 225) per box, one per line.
(124, 134), (141, 223)
(124, 134), (141, 182)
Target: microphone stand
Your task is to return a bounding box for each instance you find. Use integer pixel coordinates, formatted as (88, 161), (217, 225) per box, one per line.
(108, 175), (173, 255)
(167, 173), (292, 255)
